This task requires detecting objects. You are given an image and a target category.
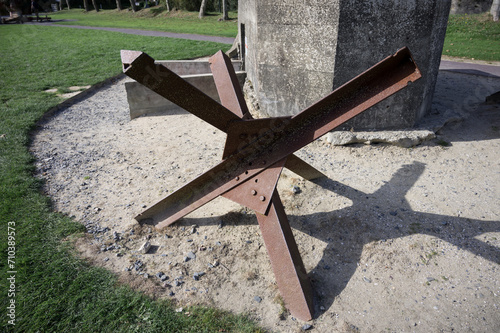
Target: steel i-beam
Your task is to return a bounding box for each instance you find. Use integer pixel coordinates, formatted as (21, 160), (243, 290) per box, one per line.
(121, 47), (421, 321)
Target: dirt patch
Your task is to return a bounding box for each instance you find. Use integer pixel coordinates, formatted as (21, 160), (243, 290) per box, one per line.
(30, 71), (500, 332)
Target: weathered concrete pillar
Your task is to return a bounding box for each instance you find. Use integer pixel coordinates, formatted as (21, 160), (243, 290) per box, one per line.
(240, 0), (452, 130)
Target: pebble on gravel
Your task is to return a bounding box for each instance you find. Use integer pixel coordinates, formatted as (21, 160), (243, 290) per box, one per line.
(138, 241), (151, 254)
(254, 296), (262, 303)
(301, 324), (313, 331)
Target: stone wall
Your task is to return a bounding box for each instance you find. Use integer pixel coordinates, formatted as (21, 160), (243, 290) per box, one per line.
(239, 0), (452, 130)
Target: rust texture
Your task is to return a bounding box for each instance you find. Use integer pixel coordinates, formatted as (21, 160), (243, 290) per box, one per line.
(121, 47), (421, 321)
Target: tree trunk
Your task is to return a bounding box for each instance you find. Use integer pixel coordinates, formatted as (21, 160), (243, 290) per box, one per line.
(83, 0), (89, 11)
(198, 0), (207, 19)
(222, 0), (228, 20)
(65, 0), (70, 9)
(165, 0), (169, 12)
(491, 0), (500, 21)
(116, 0), (122, 10)
(91, 0), (99, 12)
(129, 0), (137, 12)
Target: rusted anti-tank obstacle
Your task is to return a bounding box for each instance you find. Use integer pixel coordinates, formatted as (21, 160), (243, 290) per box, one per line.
(121, 47), (421, 321)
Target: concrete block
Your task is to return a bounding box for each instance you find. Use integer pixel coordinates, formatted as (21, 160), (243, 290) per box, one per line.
(126, 72), (246, 119)
(239, 0), (452, 130)
(125, 60), (245, 119)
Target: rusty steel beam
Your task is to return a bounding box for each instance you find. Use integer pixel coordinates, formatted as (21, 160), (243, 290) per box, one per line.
(209, 51), (325, 179)
(126, 47), (421, 228)
(121, 47), (421, 321)
(211, 50), (314, 320)
(121, 50), (241, 133)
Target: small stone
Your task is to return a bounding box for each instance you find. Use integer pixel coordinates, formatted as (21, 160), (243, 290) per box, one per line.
(138, 241), (151, 254)
(169, 291), (175, 296)
(363, 277), (372, 283)
(187, 239), (193, 242)
(193, 272), (205, 281)
(175, 307), (183, 313)
(292, 186), (301, 194)
(320, 306), (325, 311)
(301, 324), (313, 331)
(143, 273), (149, 279)
(427, 277), (435, 282)
(190, 225), (197, 234)
(187, 251), (196, 260)
(390, 211), (398, 216)
(104, 257), (109, 262)
(254, 296), (262, 303)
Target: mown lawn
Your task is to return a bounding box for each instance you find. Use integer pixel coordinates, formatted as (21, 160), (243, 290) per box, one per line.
(51, 7), (238, 37)
(443, 13), (500, 62)
(0, 24), (261, 332)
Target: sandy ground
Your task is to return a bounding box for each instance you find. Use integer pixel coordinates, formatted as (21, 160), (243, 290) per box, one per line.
(30, 70), (500, 332)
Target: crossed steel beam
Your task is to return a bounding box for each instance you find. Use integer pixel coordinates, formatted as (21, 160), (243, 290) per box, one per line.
(121, 47), (421, 321)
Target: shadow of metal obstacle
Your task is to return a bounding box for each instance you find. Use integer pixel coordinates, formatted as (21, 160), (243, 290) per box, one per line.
(120, 47), (421, 321)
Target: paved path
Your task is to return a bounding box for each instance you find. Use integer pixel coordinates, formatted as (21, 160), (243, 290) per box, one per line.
(27, 21), (500, 77)
(32, 22), (235, 44)
(439, 60), (500, 78)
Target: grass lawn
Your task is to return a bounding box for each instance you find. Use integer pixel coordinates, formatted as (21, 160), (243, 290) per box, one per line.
(0, 24), (261, 332)
(444, 13), (500, 62)
(50, 8), (238, 37)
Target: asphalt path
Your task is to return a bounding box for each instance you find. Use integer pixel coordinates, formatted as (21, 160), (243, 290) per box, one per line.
(23, 20), (500, 77)
(27, 20), (235, 44)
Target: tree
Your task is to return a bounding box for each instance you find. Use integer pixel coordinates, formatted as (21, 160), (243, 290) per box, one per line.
(91, 0), (99, 12)
(165, 0), (170, 12)
(222, 0), (228, 20)
(198, 0), (207, 19)
(83, 0), (89, 11)
(491, 0), (500, 21)
(65, 0), (70, 9)
(116, 0), (122, 10)
(129, 0), (137, 12)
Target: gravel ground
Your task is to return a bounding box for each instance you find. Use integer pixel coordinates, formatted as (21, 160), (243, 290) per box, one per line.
(30, 70), (500, 332)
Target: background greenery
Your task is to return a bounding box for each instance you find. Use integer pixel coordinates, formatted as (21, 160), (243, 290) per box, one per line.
(0, 0), (238, 15)
(0, 24), (261, 332)
(50, 8), (238, 37)
(443, 13), (500, 61)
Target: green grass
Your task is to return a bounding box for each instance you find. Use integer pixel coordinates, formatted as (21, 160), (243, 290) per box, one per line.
(443, 13), (500, 61)
(50, 8), (238, 37)
(0, 24), (261, 332)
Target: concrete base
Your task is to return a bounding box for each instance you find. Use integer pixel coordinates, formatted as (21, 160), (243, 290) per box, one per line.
(239, 0), (452, 130)
(125, 60), (245, 119)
